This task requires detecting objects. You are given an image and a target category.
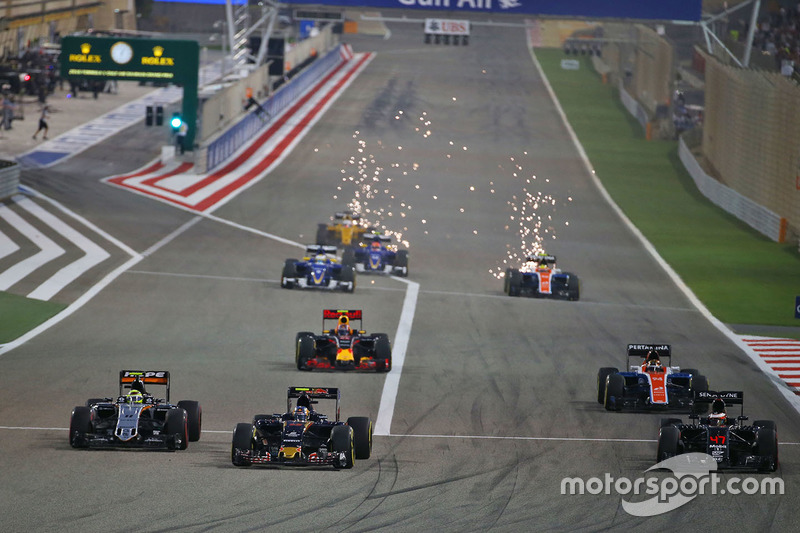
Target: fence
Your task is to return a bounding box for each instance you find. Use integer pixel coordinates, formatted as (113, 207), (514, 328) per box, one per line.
(0, 160), (20, 200)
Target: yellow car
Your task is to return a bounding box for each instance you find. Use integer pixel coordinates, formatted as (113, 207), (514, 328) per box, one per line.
(316, 211), (371, 247)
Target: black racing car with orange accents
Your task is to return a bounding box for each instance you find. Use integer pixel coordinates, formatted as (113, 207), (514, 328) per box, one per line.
(231, 387), (373, 469)
(295, 309), (391, 371)
(69, 371), (202, 450)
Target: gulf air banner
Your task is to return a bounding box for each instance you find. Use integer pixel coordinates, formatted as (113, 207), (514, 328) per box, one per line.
(276, 0), (702, 21)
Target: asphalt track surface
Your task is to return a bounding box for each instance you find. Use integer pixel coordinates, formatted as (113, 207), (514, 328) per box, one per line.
(2, 23), (800, 532)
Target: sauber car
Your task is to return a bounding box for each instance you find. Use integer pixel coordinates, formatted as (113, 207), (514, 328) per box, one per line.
(69, 371), (202, 450)
(344, 233), (409, 277)
(281, 245), (356, 292)
(504, 254), (579, 300)
(295, 309), (391, 371)
(598, 344), (709, 412)
(231, 387), (373, 469)
(316, 210), (372, 247)
(657, 391), (778, 472)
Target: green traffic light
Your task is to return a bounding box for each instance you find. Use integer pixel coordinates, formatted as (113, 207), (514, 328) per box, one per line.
(170, 113), (182, 129)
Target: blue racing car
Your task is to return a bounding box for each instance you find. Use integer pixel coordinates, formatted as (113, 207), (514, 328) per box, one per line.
(281, 245), (356, 292)
(344, 233), (409, 277)
(503, 253), (579, 300)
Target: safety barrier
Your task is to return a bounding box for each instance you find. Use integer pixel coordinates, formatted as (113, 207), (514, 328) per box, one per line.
(204, 43), (346, 172)
(0, 159), (19, 200)
(679, 137), (786, 242)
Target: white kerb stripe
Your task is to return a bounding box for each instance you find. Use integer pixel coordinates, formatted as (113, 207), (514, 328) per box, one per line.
(0, 199), (64, 290)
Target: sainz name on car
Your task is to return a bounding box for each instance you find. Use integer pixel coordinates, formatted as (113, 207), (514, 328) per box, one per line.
(231, 387), (373, 469)
(69, 370), (202, 450)
(597, 344), (709, 412)
(295, 309), (392, 372)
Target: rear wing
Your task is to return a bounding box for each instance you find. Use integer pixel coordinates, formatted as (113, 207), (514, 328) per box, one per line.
(627, 343), (671, 368)
(322, 309), (363, 332)
(335, 211), (360, 221)
(694, 390), (744, 405)
(119, 370), (170, 400)
(305, 244), (338, 255)
(362, 233), (391, 243)
(288, 387), (340, 421)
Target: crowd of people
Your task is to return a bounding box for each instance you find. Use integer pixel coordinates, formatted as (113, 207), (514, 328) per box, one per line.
(733, 2), (800, 76)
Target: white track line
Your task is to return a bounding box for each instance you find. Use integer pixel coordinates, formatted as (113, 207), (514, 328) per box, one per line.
(19, 198), (110, 301)
(374, 277), (419, 436)
(0, 228), (19, 260)
(528, 46), (800, 417)
(0, 198), (64, 290)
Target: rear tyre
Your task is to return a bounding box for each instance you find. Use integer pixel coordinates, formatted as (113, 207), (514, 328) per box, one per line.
(85, 398), (107, 407)
(681, 368), (700, 377)
(604, 373), (625, 411)
(690, 375), (710, 412)
(281, 259), (298, 289)
(341, 248), (356, 267)
(503, 268), (512, 294)
(566, 274), (580, 301)
(316, 224), (329, 245)
(755, 424), (778, 472)
(374, 334), (391, 372)
(330, 425), (354, 469)
(347, 416), (373, 460)
(296, 334), (315, 371)
(657, 426), (681, 462)
(660, 418), (683, 428)
(69, 406), (92, 448)
(340, 265), (356, 293)
(232, 423), (254, 467)
(597, 367), (619, 404)
(508, 269), (522, 297)
(177, 400), (202, 442)
(394, 250), (409, 277)
(165, 408), (189, 450)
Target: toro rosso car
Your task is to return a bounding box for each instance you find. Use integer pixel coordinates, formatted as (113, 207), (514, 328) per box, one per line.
(316, 210), (372, 247)
(231, 387), (373, 469)
(295, 309), (391, 371)
(69, 371), (202, 450)
(598, 344), (709, 412)
(344, 233), (409, 277)
(281, 245), (356, 292)
(504, 254), (579, 300)
(658, 391), (778, 472)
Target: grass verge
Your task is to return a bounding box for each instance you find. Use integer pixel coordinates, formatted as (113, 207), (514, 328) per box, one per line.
(0, 291), (66, 344)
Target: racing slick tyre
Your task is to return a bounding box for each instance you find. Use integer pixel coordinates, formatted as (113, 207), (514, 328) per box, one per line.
(374, 334), (392, 372)
(341, 248), (356, 267)
(503, 268), (512, 294)
(755, 424), (778, 472)
(340, 265), (356, 293)
(347, 416), (373, 460)
(296, 333), (316, 371)
(69, 406), (93, 448)
(690, 375), (710, 412)
(178, 400), (202, 442)
(681, 368), (700, 377)
(604, 373), (625, 411)
(232, 423), (254, 467)
(394, 250), (409, 277)
(85, 398), (107, 407)
(165, 408), (189, 450)
(754, 420), (777, 432)
(281, 259), (298, 289)
(597, 367), (619, 404)
(566, 275), (580, 301)
(507, 269), (522, 297)
(660, 418), (683, 428)
(656, 426), (681, 462)
(330, 425), (354, 469)
(316, 224), (330, 245)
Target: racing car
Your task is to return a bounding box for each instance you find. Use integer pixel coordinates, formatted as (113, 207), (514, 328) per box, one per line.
(281, 245), (356, 292)
(343, 233), (409, 277)
(69, 370), (202, 450)
(657, 390), (778, 472)
(231, 386), (373, 469)
(316, 210), (372, 247)
(295, 309), (391, 371)
(598, 344), (709, 412)
(503, 253), (579, 300)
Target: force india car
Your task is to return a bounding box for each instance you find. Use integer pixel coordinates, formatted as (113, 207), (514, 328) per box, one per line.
(316, 210), (372, 247)
(343, 233), (409, 277)
(69, 370), (202, 450)
(657, 391), (778, 472)
(295, 309), (391, 372)
(281, 245), (356, 292)
(231, 387), (373, 469)
(598, 344), (709, 412)
(503, 254), (579, 300)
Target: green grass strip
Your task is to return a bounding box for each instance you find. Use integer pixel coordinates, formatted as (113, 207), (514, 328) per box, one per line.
(536, 49), (800, 333)
(0, 291), (66, 344)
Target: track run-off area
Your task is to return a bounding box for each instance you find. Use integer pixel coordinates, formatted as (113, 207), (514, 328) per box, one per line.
(2, 22), (800, 531)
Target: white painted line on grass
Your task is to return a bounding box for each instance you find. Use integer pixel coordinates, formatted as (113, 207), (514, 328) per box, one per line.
(0, 198), (64, 289)
(374, 276), (419, 436)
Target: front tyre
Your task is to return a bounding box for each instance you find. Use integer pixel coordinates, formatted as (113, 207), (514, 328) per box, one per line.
(296, 334), (315, 371)
(165, 408), (189, 450)
(69, 406), (92, 448)
(656, 426), (681, 462)
(330, 425), (354, 469)
(597, 367), (619, 404)
(177, 400), (202, 442)
(347, 416), (373, 460)
(232, 423), (254, 467)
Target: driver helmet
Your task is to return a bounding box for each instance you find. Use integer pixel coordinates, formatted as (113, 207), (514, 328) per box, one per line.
(709, 399), (727, 426)
(337, 315), (351, 336)
(536, 254), (550, 270)
(126, 390), (144, 404)
(644, 350), (661, 369)
(315, 253), (327, 264)
(294, 406), (310, 422)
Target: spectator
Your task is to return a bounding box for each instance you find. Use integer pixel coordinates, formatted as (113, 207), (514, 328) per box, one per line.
(32, 104), (50, 140)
